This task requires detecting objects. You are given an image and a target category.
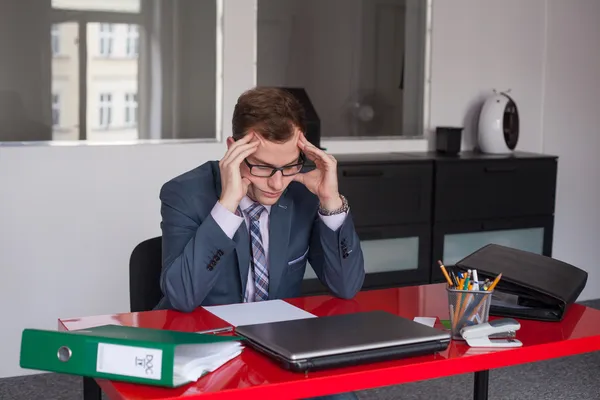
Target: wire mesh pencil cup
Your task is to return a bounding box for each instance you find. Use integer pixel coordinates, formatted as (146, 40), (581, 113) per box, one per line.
(447, 285), (494, 340)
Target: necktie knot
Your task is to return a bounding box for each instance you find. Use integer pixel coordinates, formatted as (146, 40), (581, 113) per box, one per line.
(246, 202), (266, 221)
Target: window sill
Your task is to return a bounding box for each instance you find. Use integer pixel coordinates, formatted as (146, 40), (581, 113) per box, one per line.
(321, 137), (429, 154)
(0, 136), (430, 153)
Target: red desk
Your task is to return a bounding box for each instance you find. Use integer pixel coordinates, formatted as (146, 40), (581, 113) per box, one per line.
(59, 284), (600, 400)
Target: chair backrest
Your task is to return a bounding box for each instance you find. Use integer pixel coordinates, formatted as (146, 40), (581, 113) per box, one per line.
(129, 236), (163, 312)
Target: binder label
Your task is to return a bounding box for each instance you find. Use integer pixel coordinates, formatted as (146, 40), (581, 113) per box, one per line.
(96, 343), (163, 380)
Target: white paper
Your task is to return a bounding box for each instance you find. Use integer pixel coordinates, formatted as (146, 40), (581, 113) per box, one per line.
(203, 299), (316, 327)
(96, 343), (163, 380)
(173, 342), (243, 386)
(413, 317), (437, 328)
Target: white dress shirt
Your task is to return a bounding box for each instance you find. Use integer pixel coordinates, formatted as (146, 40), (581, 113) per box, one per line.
(210, 195), (347, 302)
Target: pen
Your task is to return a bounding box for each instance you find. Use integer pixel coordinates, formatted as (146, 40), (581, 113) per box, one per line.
(196, 326), (234, 335)
(450, 270), (460, 287)
(472, 269), (479, 290)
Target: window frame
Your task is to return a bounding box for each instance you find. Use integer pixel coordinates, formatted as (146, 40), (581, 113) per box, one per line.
(50, 8), (143, 140)
(124, 92), (138, 126)
(125, 24), (139, 58)
(98, 93), (113, 129)
(98, 23), (115, 57)
(51, 93), (61, 127)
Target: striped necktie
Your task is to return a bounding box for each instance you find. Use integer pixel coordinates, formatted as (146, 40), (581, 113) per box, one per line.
(246, 202), (269, 301)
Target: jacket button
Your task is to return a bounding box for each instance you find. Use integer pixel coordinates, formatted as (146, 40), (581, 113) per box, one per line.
(207, 265), (214, 271)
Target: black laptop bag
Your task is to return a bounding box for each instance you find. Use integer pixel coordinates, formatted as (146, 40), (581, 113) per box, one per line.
(455, 244), (588, 322)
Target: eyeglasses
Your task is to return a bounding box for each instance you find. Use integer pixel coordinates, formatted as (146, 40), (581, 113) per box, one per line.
(244, 153), (305, 177)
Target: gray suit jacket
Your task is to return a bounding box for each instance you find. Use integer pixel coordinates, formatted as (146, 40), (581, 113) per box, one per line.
(155, 161), (365, 312)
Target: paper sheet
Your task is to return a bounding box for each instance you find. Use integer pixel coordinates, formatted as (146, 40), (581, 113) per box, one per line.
(203, 300), (316, 327)
(413, 317), (437, 328)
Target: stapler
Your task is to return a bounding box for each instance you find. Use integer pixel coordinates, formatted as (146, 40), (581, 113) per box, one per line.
(460, 318), (523, 348)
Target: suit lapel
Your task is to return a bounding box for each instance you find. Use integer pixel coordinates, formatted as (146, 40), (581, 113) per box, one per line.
(213, 164), (250, 299)
(234, 222), (250, 299)
(268, 193), (292, 299)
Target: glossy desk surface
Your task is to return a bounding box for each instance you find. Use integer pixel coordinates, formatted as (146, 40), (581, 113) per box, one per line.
(59, 284), (600, 400)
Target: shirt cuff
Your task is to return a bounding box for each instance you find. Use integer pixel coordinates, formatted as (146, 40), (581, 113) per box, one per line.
(211, 201), (244, 239)
(319, 211), (348, 232)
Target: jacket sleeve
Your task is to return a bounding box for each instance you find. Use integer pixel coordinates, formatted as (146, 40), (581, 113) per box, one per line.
(159, 181), (239, 312)
(307, 209), (365, 299)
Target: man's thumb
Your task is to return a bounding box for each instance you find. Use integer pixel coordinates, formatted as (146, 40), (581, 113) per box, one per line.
(292, 173), (304, 184)
(242, 177), (252, 193)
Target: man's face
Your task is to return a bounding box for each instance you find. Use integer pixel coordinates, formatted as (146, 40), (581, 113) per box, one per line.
(229, 129), (302, 205)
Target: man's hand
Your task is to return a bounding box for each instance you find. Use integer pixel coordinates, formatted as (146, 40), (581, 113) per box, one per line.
(218, 133), (259, 213)
(294, 133), (343, 211)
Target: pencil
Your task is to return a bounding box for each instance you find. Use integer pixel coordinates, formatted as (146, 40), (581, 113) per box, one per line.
(438, 260), (453, 287)
(465, 274), (502, 321)
(486, 273), (503, 291)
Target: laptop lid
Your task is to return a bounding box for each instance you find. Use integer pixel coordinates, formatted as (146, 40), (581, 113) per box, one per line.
(235, 310), (450, 361)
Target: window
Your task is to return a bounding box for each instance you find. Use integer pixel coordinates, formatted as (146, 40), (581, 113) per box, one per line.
(124, 93), (138, 125)
(256, 0), (428, 138)
(98, 24), (114, 57)
(51, 22), (79, 141)
(52, 94), (61, 127)
(98, 93), (113, 128)
(0, 0), (221, 143)
(126, 25), (139, 57)
(51, 24), (60, 55)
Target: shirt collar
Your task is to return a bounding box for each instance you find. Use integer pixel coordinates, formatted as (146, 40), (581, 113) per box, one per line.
(239, 195), (272, 214)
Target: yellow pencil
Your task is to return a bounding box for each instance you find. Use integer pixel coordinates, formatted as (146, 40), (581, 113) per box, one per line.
(438, 260), (453, 287)
(487, 273), (503, 291)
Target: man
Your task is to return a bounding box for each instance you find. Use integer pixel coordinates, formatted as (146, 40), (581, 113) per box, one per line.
(156, 87), (365, 313)
(157, 87), (363, 399)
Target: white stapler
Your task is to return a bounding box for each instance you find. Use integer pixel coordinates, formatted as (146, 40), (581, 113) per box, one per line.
(460, 318), (523, 348)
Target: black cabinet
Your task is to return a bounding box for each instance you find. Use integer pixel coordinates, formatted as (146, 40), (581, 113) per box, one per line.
(337, 161), (433, 227)
(430, 216), (554, 283)
(300, 151), (558, 295)
(301, 153), (433, 295)
(434, 157), (557, 222)
(302, 223), (432, 295)
(429, 151), (557, 283)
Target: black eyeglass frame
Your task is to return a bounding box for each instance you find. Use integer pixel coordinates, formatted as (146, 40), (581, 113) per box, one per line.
(244, 152), (306, 177)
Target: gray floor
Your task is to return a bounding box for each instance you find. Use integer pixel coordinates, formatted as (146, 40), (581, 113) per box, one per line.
(3, 300), (600, 400)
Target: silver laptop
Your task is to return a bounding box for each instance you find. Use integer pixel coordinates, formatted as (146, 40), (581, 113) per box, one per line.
(235, 310), (451, 372)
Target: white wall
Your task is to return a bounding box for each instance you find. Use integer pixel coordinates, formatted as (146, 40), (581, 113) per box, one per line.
(429, 0), (546, 152)
(1, 0), (600, 378)
(542, 0), (600, 304)
(428, 0), (600, 304)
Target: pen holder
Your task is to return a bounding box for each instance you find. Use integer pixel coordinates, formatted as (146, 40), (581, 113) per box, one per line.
(446, 286), (494, 340)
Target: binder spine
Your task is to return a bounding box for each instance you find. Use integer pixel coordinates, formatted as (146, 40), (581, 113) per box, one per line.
(91, 339), (175, 387)
(20, 329), (175, 387)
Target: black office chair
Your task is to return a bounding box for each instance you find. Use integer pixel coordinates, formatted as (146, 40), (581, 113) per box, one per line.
(129, 236), (163, 312)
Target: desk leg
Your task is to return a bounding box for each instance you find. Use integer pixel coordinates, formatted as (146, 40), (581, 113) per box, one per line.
(473, 370), (489, 400)
(83, 377), (102, 400)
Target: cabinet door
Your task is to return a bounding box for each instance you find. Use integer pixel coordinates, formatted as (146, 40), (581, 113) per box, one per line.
(431, 216), (554, 283)
(337, 162), (433, 227)
(301, 224), (431, 296)
(435, 158), (557, 222)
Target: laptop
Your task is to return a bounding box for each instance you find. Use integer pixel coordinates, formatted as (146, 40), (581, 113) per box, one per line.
(235, 310), (451, 372)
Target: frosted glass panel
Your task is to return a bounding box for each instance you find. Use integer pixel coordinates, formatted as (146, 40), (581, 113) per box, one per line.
(443, 228), (544, 265)
(304, 237), (419, 279)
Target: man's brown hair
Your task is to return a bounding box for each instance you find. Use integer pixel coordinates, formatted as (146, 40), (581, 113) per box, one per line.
(232, 87), (306, 142)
